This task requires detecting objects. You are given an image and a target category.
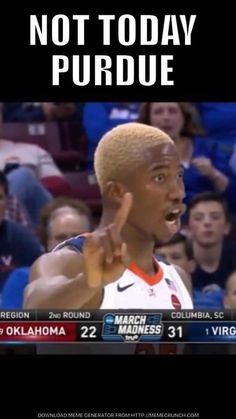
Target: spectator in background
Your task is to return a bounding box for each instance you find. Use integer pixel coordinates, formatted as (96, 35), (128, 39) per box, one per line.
(155, 233), (193, 296)
(1, 197), (93, 309)
(82, 102), (140, 170)
(139, 102), (236, 215)
(0, 173), (33, 231)
(0, 173), (42, 295)
(195, 102), (236, 161)
(190, 269), (236, 354)
(195, 103), (236, 192)
(155, 233), (223, 309)
(5, 194), (33, 231)
(0, 133), (71, 225)
(186, 192), (236, 291)
(3, 102), (83, 122)
(224, 271), (236, 309)
(212, 271), (236, 354)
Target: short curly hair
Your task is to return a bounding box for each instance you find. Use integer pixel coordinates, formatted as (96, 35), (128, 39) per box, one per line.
(94, 122), (173, 192)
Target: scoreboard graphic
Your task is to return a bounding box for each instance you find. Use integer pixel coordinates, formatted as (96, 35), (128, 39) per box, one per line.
(0, 309), (235, 343)
(102, 313), (163, 342)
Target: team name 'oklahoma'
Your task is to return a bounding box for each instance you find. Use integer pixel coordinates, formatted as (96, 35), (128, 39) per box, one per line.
(6, 326), (66, 336)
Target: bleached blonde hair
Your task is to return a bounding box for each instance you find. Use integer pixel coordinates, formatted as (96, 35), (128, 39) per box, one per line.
(94, 122), (174, 192)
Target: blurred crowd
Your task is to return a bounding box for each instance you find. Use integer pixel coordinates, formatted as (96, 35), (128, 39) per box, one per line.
(1, 101), (236, 311)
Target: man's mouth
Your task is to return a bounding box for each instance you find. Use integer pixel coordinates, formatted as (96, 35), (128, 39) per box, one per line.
(202, 230), (214, 235)
(164, 205), (186, 224)
(162, 125), (173, 133)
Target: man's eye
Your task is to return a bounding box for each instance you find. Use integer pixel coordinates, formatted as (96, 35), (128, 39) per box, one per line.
(193, 216), (203, 221)
(154, 174), (165, 183)
(178, 171), (184, 179)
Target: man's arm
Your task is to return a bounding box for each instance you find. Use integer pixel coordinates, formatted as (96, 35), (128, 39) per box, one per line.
(24, 193), (133, 310)
(23, 249), (103, 309)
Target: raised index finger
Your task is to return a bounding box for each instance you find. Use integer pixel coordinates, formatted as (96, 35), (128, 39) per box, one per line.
(113, 192), (133, 233)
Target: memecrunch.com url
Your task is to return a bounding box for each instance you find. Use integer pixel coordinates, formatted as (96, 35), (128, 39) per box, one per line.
(145, 415), (199, 418)
(37, 413), (200, 418)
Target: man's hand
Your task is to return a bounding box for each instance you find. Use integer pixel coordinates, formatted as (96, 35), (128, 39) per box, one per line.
(83, 192), (133, 289)
(191, 157), (215, 178)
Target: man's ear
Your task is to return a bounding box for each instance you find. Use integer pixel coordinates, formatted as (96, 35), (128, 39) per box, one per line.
(105, 181), (127, 202)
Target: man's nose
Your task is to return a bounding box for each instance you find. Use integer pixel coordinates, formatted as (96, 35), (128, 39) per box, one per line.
(203, 214), (212, 224)
(163, 110), (170, 119)
(168, 181), (185, 202)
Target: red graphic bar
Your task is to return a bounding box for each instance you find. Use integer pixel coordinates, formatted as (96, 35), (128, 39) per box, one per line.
(0, 322), (77, 342)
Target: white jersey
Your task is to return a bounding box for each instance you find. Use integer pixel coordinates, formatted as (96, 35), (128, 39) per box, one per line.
(54, 235), (193, 310)
(38, 265), (192, 354)
(101, 257), (193, 309)
(39, 237), (192, 354)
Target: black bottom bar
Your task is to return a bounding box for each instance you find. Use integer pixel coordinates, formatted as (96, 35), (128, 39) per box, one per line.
(1, 354), (235, 418)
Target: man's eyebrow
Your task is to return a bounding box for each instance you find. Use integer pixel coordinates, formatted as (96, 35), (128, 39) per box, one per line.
(149, 163), (184, 171)
(193, 211), (222, 215)
(208, 211), (223, 216)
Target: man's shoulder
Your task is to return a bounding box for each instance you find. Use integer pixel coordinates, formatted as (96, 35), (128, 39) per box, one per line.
(53, 234), (88, 253)
(223, 239), (236, 250)
(6, 219), (33, 234)
(222, 240), (236, 260)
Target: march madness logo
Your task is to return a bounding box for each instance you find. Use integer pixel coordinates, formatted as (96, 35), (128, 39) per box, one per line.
(102, 313), (163, 342)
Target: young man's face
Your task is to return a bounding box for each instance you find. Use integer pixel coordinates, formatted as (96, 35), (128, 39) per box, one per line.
(155, 241), (195, 275)
(125, 142), (185, 243)
(224, 273), (236, 309)
(149, 102), (185, 140)
(187, 201), (230, 246)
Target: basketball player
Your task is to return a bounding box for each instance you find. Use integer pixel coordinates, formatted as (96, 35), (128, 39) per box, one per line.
(24, 122), (193, 310)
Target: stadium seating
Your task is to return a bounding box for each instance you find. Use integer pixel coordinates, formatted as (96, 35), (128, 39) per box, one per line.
(1, 121), (87, 170)
(64, 171), (102, 214)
